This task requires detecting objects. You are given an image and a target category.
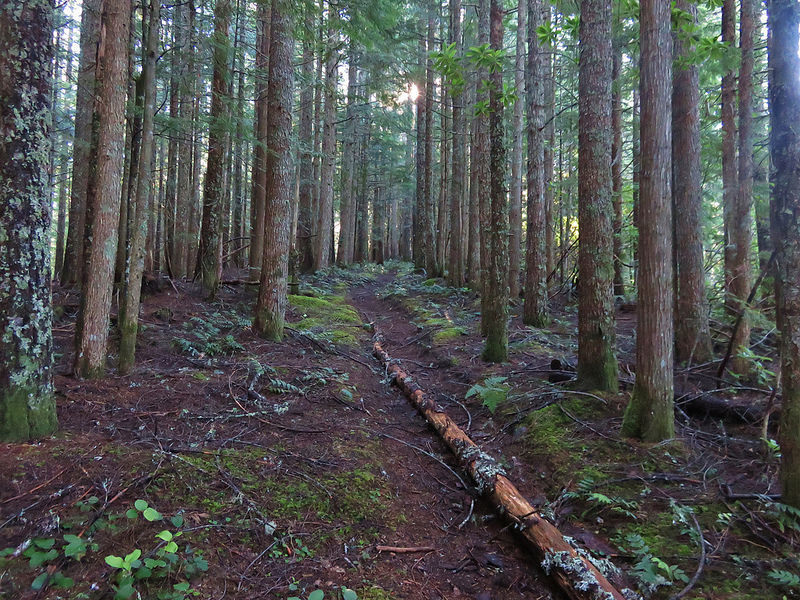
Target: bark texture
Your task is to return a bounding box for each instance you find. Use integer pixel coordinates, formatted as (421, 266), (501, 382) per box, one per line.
(61, 0), (100, 286)
(0, 0), (57, 440)
(769, 0), (800, 508)
(249, 2), (270, 279)
(508, 0), (525, 298)
(74, 0), (131, 378)
(197, 0), (232, 299)
(621, 0), (674, 441)
(672, 0), (712, 365)
(255, 0), (294, 340)
(523, 0), (548, 327)
(483, 0), (509, 363)
(577, 0), (618, 391)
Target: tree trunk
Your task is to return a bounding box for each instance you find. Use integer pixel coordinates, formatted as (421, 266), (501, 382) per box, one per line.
(729, 0), (756, 375)
(0, 0), (58, 440)
(576, 0), (618, 392)
(74, 0), (130, 379)
(164, 15), (179, 276)
(621, 0), (674, 441)
(314, 19), (337, 271)
(508, 0), (525, 298)
(413, 19), (427, 270)
(672, 0), (712, 365)
(769, 0), (800, 509)
(371, 187), (386, 265)
(523, 0), (548, 327)
(297, 13), (315, 274)
(172, 0), (193, 278)
(424, 10), (438, 277)
(475, 0), (489, 313)
(55, 26), (73, 278)
(483, 0), (509, 363)
(249, 1), (270, 280)
(337, 48), (359, 266)
(196, 0), (231, 299)
(721, 0), (737, 313)
(255, 0), (294, 340)
(119, 0), (160, 374)
(611, 44), (624, 297)
(447, 0), (465, 287)
(61, 0), (100, 286)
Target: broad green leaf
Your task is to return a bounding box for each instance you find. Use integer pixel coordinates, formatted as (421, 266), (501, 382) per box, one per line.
(143, 507), (162, 522)
(105, 555), (125, 569)
(134, 499), (148, 511)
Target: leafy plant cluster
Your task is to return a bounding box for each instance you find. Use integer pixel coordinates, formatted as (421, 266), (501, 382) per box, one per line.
(466, 376), (510, 414)
(0, 497), (208, 599)
(617, 532), (689, 595)
(287, 582), (358, 600)
(172, 311), (248, 357)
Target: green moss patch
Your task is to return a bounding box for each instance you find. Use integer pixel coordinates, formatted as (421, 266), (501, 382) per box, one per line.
(289, 294), (363, 347)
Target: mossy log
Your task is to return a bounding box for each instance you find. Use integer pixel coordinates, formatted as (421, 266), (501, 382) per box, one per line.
(373, 338), (629, 600)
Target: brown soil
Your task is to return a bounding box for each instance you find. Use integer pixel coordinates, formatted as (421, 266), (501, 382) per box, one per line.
(0, 264), (794, 600)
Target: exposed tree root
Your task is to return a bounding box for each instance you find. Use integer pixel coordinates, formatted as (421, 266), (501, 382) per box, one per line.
(373, 337), (632, 600)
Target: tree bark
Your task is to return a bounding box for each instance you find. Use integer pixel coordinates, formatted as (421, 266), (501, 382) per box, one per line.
(729, 0), (756, 375)
(523, 0), (549, 327)
(447, 0), (465, 287)
(621, 0), (674, 441)
(74, 0), (131, 379)
(196, 0), (231, 299)
(0, 0), (58, 440)
(55, 26), (73, 278)
(297, 12), (315, 274)
(672, 0), (712, 365)
(721, 0), (737, 313)
(337, 47), (359, 266)
(611, 44), (624, 297)
(424, 9), (438, 277)
(508, 0), (525, 298)
(61, 0), (100, 286)
(768, 0), (800, 508)
(255, 0), (294, 341)
(482, 0), (509, 363)
(119, 0), (160, 374)
(249, 1), (270, 279)
(576, 0), (618, 392)
(314, 17), (337, 271)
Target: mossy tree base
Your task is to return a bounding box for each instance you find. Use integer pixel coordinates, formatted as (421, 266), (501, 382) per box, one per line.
(621, 383), (675, 442)
(0, 386), (57, 442)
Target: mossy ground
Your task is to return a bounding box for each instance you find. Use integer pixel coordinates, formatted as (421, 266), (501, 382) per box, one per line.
(289, 293), (364, 347)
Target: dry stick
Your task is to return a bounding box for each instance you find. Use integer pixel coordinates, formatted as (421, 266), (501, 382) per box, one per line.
(373, 338), (628, 600)
(717, 250), (776, 379)
(376, 545), (436, 553)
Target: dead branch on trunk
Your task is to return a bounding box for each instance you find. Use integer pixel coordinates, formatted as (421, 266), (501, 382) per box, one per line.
(373, 337), (631, 600)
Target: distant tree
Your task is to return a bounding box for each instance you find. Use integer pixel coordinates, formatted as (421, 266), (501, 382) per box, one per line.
(119, 0), (160, 374)
(728, 0), (757, 375)
(297, 10), (315, 274)
(74, 0), (131, 378)
(523, 0), (548, 327)
(508, 0), (525, 299)
(61, 0), (100, 286)
(255, 0), (294, 340)
(672, 0), (712, 364)
(621, 0), (674, 441)
(197, 0), (232, 299)
(577, 0), (618, 391)
(249, 1), (270, 279)
(482, 0), (509, 363)
(0, 0), (58, 440)
(446, 0), (464, 287)
(768, 0), (800, 508)
(314, 10), (338, 271)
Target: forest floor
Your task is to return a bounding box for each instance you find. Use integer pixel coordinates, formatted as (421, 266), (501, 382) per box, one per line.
(1, 262), (797, 600)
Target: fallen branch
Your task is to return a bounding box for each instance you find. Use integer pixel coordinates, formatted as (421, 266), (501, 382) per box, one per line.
(376, 545), (436, 554)
(373, 338), (629, 600)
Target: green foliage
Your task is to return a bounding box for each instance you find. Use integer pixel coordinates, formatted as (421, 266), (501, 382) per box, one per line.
(288, 583), (358, 600)
(1, 499), (206, 598)
(618, 533), (688, 594)
(465, 376), (509, 414)
(563, 477), (639, 520)
(172, 311), (248, 357)
(768, 569), (800, 589)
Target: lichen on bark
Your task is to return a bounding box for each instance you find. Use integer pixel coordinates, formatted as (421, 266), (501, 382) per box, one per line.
(0, 0), (58, 441)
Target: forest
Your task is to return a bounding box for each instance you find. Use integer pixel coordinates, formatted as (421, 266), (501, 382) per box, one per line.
(1, 0), (800, 598)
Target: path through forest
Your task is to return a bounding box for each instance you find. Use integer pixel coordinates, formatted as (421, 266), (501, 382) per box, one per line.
(0, 264), (788, 600)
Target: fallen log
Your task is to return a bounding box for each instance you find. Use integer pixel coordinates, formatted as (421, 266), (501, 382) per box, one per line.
(373, 338), (632, 600)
